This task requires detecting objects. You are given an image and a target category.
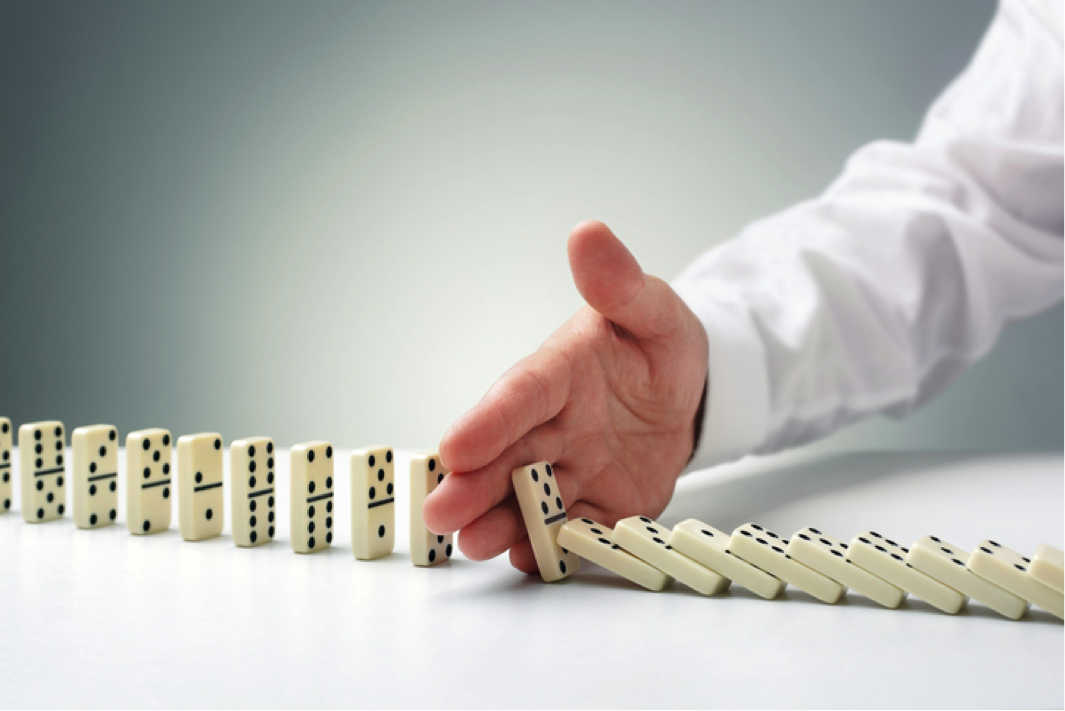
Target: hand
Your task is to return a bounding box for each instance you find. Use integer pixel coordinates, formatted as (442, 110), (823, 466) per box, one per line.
(423, 220), (709, 574)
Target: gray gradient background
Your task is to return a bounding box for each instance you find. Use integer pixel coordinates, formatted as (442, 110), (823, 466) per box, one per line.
(1, 1), (1061, 456)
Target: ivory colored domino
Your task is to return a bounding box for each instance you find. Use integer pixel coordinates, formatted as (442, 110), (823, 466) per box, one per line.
(176, 433), (225, 541)
(968, 540), (1063, 620)
(351, 446), (396, 560)
(847, 531), (966, 614)
(613, 516), (729, 595)
(1029, 544), (1064, 594)
(789, 527), (904, 609)
(19, 421), (67, 523)
(729, 523), (844, 604)
(230, 437), (277, 547)
(1, 417), (13, 513)
(558, 518), (673, 591)
(512, 462), (579, 582)
(907, 536), (1026, 620)
(670, 519), (785, 600)
(72, 424), (119, 529)
(290, 442), (335, 553)
(410, 452), (452, 566)
(127, 428), (173, 535)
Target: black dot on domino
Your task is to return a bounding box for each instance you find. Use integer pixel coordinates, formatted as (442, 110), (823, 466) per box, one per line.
(90, 462), (97, 474)
(378, 525), (385, 538)
(36, 508), (43, 519)
(143, 468), (150, 479)
(163, 487), (170, 499)
(205, 509), (213, 520)
(445, 544), (452, 557)
(36, 480), (43, 491)
(250, 500), (257, 512)
(387, 483), (393, 495)
(250, 531), (258, 543)
(437, 535), (444, 543)
(250, 515), (257, 527)
(326, 477), (333, 489)
(266, 442), (273, 454)
(308, 481), (316, 494)
(109, 509), (116, 520)
(437, 473), (443, 484)
(163, 434), (170, 446)
(326, 501), (332, 513)
(268, 526), (275, 537)
(143, 520), (151, 532)
(531, 468), (539, 482)
(153, 451), (160, 462)
(540, 502), (549, 515)
(163, 463), (170, 474)
(195, 472), (203, 484)
(90, 513), (98, 525)
(47, 492), (54, 503)
(559, 560), (567, 574)
(308, 536), (316, 548)
(90, 484), (97, 496)
(56, 476), (63, 486)
(428, 458), (436, 472)
(308, 505), (315, 517)
(369, 486), (376, 500)
(326, 517), (332, 529)
(429, 549), (436, 563)
(249, 445), (256, 457)
(213, 438), (221, 450)
(377, 469), (384, 482)
(598, 538), (610, 545)
(326, 532), (333, 543)
(98, 446), (106, 457)
(555, 497), (562, 510)
(325, 447), (332, 458)
(308, 522), (315, 534)
(142, 439), (150, 451)
(249, 461), (257, 473)
(307, 450), (315, 463)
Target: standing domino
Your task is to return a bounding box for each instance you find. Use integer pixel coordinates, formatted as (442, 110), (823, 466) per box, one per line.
(409, 452), (452, 567)
(230, 437), (276, 547)
(613, 516), (729, 595)
(351, 446), (395, 560)
(127, 429), (173, 534)
(177, 433), (225, 541)
(729, 523), (844, 603)
(512, 462), (580, 582)
(847, 531), (966, 614)
(907, 536), (1026, 620)
(19, 421), (66, 522)
(788, 527), (904, 609)
(0, 418), (12, 513)
(72, 424), (119, 529)
(967, 540), (1063, 619)
(558, 518), (673, 591)
(1028, 544), (1064, 594)
(290, 441), (335, 554)
(670, 519), (785, 600)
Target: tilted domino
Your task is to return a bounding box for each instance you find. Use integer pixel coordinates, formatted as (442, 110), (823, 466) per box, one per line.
(511, 462), (579, 582)
(558, 518), (673, 591)
(1028, 544), (1064, 595)
(410, 452), (452, 567)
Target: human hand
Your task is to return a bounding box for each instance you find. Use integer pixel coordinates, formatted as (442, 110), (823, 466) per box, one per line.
(423, 220), (709, 574)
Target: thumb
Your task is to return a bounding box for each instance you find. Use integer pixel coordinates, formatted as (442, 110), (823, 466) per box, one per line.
(567, 220), (683, 339)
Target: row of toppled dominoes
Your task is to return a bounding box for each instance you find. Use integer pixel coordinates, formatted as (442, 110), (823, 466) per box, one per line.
(510, 461), (1064, 621)
(0, 417), (456, 566)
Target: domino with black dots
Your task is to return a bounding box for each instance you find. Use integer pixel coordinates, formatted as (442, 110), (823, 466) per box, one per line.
(0, 417), (12, 513)
(409, 452), (452, 567)
(968, 540), (1062, 619)
(126, 428), (173, 535)
(230, 437), (276, 547)
(290, 441), (335, 554)
(177, 433), (225, 541)
(72, 424), (119, 529)
(351, 445), (395, 560)
(19, 421), (66, 523)
(511, 461), (579, 582)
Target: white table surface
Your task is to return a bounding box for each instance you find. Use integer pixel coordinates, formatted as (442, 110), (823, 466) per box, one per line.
(0, 446), (1061, 709)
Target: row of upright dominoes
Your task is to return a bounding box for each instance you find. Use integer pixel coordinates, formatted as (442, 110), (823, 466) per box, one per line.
(510, 461), (1065, 621)
(0, 417), (455, 566)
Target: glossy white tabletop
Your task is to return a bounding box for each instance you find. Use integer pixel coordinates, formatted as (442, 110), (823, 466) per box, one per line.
(0, 447), (1061, 708)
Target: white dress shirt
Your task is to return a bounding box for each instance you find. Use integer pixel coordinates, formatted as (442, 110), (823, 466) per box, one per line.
(673, 0), (1063, 470)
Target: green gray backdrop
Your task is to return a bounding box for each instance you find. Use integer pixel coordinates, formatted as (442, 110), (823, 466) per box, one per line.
(1, 1), (1060, 456)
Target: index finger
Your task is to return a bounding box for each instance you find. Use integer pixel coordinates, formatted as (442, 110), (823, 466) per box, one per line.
(439, 346), (571, 474)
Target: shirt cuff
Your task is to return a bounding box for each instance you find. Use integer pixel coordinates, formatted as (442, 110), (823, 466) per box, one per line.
(672, 284), (771, 471)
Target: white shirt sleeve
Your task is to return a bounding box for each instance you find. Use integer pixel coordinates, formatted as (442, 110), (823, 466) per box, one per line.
(673, 0), (1064, 470)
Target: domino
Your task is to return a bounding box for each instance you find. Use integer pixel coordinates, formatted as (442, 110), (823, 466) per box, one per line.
(0, 417), (11, 513)
(409, 452), (452, 567)
(558, 518), (673, 591)
(127, 428), (173, 534)
(729, 523), (844, 604)
(230, 437), (276, 547)
(907, 536), (1026, 620)
(613, 516), (729, 595)
(350, 446), (395, 561)
(968, 540), (1063, 619)
(511, 462), (580, 582)
(72, 424), (119, 529)
(290, 441), (335, 554)
(1028, 544), (1064, 594)
(847, 531), (966, 614)
(19, 421), (66, 523)
(670, 519), (785, 600)
(789, 527), (904, 609)
(176, 433), (225, 541)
